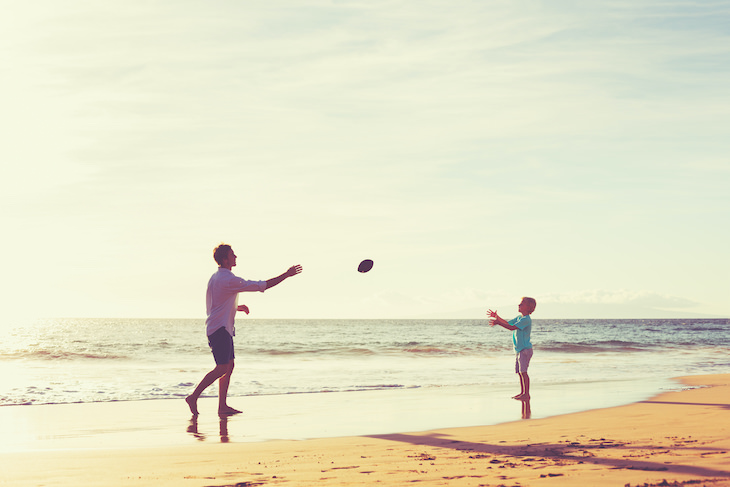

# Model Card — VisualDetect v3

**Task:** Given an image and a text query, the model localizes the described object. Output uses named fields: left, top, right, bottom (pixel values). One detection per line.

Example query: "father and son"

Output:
left=186, top=244, right=536, bottom=416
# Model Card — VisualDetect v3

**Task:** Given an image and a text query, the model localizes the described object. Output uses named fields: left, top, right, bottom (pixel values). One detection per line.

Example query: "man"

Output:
left=186, top=244, right=302, bottom=416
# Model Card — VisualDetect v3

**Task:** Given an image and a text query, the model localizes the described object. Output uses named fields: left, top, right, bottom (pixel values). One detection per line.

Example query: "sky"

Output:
left=1, top=1, right=729, bottom=321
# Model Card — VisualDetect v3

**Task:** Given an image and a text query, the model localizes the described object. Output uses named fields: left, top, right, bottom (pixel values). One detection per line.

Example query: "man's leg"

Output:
left=186, top=364, right=230, bottom=415
left=218, top=360, right=242, bottom=415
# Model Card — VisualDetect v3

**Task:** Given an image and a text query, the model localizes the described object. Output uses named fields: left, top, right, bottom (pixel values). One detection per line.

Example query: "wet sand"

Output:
left=2, top=374, right=729, bottom=486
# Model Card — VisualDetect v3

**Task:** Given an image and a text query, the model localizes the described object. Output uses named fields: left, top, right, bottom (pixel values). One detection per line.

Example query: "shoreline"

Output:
left=1, top=376, right=679, bottom=452
left=2, top=374, right=729, bottom=486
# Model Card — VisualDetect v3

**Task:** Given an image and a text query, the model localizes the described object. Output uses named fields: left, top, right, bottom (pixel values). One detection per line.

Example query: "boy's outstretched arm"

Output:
left=265, top=265, right=303, bottom=290
left=487, top=309, right=517, bottom=330
left=487, top=309, right=506, bottom=325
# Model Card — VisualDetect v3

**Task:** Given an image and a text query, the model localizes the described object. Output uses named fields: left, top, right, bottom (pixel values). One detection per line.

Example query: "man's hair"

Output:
left=213, top=244, right=232, bottom=266
left=522, top=297, right=537, bottom=314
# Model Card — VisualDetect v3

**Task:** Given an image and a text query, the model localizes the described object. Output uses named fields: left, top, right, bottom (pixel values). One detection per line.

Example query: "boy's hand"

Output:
left=237, top=304, right=250, bottom=314
left=487, top=309, right=499, bottom=326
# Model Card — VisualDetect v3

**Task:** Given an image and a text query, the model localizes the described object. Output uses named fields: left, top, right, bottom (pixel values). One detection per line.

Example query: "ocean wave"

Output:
left=251, top=347, right=378, bottom=357
left=689, top=326, right=726, bottom=332
left=539, top=341, right=651, bottom=353
left=402, top=346, right=463, bottom=355
left=350, top=384, right=406, bottom=390
left=0, top=349, right=128, bottom=361
left=248, top=345, right=500, bottom=357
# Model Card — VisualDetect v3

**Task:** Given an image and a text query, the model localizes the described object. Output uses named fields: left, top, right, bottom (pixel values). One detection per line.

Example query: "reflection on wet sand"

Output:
left=186, top=398, right=532, bottom=444
left=187, top=415, right=230, bottom=443
left=187, top=417, right=205, bottom=441
left=219, top=416, right=230, bottom=443
left=521, top=398, right=531, bottom=419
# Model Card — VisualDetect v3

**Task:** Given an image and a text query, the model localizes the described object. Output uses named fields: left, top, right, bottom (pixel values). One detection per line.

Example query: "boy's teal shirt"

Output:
left=509, top=314, right=532, bottom=353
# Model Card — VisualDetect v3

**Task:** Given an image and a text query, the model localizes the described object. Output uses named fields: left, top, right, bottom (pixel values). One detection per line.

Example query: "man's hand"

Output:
left=286, top=265, right=303, bottom=277
left=237, top=304, right=250, bottom=314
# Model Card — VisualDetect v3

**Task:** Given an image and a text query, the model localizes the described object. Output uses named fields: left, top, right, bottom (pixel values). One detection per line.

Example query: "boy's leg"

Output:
left=519, top=372, right=530, bottom=399
left=512, top=354, right=521, bottom=398
left=513, top=349, right=532, bottom=400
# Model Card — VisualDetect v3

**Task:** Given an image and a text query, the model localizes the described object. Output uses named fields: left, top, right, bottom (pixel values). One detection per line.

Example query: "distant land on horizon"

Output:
left=415, top=303, right=726, bottom=320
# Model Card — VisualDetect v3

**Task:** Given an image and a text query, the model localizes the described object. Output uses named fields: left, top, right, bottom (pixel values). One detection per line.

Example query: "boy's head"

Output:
left=213, top=244, right=233, bottom=266
left=519, top=297, right=537, bottom=315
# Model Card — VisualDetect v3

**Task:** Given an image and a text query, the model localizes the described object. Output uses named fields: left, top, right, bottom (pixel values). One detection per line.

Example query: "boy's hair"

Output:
left=522, top=297, right=537, bottom=314
left=213, top=244, right=232, bottom=266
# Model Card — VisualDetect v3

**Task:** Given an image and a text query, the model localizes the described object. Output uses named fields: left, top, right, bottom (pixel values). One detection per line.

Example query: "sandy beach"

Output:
left=2, top=374, right=729, bottom=486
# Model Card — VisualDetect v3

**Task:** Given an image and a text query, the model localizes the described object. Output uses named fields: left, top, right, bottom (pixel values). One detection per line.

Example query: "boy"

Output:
left=186, top=244, right=302, bottom=416
left=488, top=297, right=537, bottom=400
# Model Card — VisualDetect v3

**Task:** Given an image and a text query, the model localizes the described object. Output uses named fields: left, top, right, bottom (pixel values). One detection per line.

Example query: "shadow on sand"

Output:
left=366, top=398, right=730, bottom=481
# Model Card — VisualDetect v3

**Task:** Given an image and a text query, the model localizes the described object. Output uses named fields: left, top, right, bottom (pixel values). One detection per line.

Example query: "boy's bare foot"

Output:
left=218, top=405, right=242, bottom=416
left=186, top=395, right=199, bottom=416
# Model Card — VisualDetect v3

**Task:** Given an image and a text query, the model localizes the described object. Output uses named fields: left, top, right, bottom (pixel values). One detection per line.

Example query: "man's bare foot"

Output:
left=218, top=405, right=242, bottom=416
left=512, top=393, right=530, bottom=401
left=186, top=395, right=199, bottom=416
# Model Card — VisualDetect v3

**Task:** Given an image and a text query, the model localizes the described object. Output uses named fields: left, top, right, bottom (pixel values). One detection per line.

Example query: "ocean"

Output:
left=2, top=318, right=728, bottom=408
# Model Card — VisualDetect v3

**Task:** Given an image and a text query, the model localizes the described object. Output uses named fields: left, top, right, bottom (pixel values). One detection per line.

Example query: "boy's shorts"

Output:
left=515, top=348, right=533, bottom=373
left=208, top=327, right=235, bottom=365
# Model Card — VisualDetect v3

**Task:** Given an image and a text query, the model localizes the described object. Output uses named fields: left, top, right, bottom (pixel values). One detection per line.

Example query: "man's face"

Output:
left=224, top=249, right=237, bottom=268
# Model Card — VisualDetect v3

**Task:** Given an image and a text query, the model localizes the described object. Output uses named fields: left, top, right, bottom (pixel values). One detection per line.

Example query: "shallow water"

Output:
left=1, top=318, right=728, bottom=407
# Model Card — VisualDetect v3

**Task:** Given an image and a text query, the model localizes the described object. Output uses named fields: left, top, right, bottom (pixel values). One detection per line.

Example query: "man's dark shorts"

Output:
left=208, top=327, right=235, bottom=365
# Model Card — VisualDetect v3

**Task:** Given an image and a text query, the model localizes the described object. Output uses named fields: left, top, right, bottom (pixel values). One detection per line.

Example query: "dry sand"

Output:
left=2, top=374, right=728, bottom=486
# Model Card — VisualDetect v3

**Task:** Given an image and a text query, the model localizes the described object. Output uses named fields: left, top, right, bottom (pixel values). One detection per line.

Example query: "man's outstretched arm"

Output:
left=265, top=265, right=303, bottom=290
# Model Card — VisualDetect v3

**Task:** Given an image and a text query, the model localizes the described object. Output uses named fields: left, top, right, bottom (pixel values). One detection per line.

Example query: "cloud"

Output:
left=2, top=1, right=728, bottom=321
left=540, top=289, right=700, bottom=309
